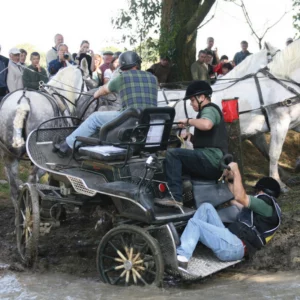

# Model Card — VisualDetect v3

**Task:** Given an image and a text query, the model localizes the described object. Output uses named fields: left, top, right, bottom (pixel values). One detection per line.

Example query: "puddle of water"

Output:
left=1, top=269, right=300, bottom=300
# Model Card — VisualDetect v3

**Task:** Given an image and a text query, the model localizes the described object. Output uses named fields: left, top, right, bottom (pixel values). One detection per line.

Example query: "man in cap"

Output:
left=177, top=163, right=281, bottom=269
left=286, top=38, right=293, bottom=47
left=0, top=45, right=9, bottom=99
left=54, top=51, right=158, bottom=156
left=155, top=80, right=228, bottom=206
left=147, top=56, right=172, bottom=84
left=100, top=51, right=114, bottom=83
left=7, top=48, right=24, bottom=92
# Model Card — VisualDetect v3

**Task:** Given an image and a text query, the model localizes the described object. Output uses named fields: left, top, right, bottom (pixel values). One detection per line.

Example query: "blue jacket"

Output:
left=48, top=58, right=76, bottom=75
left=0, top=55, right=9, bottom=88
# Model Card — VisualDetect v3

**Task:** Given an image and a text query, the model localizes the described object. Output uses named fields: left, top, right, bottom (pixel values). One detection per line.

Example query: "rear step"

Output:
left=178, top=245, right=242, bottom=280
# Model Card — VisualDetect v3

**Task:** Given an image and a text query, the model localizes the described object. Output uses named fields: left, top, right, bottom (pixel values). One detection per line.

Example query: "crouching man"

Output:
left=177, top=162, right=281, bottom=269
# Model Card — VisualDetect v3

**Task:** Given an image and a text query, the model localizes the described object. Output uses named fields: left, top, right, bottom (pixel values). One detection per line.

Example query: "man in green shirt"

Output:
left=191, top=50, right=210, bottom=83
left=155, top=81, right=228, bottom=206
left=22, top=52, right=48, bottom=90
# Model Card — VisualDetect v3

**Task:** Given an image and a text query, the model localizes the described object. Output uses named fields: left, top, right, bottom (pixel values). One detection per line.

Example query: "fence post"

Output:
left=221, top=98, right=244, bottom=178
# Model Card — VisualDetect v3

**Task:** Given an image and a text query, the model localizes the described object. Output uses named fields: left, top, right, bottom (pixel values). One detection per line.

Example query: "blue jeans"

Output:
left=177, top=203, right=244, bottom=261
left=165, top=148, right=221, bottom=202
left=66, top=111, right=120, bottom=148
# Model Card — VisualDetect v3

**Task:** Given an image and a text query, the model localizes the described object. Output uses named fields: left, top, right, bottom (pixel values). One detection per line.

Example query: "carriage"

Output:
left=16, top=105, right=242, bottom=287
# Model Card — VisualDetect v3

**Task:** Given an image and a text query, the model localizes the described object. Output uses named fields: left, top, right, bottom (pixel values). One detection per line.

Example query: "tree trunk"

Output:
left=159, top=0, right=216, bottom=82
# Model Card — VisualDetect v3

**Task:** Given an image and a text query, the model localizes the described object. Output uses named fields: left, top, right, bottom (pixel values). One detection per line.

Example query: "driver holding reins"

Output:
left=155, top=81, right=228, bottom=206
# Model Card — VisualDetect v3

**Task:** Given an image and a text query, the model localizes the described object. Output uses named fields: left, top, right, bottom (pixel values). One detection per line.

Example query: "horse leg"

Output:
left=268, top=117, right=290, bottom=192
left=248, top=133, right=270, bottom=160
left=248, top=133, right=289, bottom=180
left=3, top=156, right=20, bottom=211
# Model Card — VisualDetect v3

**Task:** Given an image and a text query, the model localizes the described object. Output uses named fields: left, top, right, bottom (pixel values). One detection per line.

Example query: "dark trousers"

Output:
left=165, top=148, right=222, bottom=202
left=0, top=87, right=7, bottom=102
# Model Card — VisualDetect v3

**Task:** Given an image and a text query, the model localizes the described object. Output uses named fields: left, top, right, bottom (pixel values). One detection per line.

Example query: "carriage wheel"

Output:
left=97, top=225, right=164, bottom=287
left=16, top=183, right=40, bottom=267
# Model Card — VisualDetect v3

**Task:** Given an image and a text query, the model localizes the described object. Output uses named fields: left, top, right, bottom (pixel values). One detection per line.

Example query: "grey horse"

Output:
left=0, top=64, right=119, bottom=210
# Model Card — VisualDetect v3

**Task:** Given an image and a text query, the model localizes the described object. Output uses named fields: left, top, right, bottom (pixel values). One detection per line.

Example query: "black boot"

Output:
left=53, top=140, right=71, bottom=157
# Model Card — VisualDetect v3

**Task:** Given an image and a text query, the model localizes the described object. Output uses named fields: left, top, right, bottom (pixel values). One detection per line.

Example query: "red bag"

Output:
left=222, top=98, right=239, bottom=123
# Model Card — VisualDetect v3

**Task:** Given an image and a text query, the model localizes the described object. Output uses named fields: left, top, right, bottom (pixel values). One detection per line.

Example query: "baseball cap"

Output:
left=286, top=38, right=293, bottom=43
left=9, top=48, right=21, bottom=55
left=103, top=51, right=114, bottom=56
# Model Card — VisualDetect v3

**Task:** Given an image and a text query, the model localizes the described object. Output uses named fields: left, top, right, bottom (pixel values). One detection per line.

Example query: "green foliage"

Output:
left=99, top=46, right=124, bottom=54
left=293, top=0, right=300, bottom=37
left=16, top=43, right=46, bottom=68
left=133, top=38, right=159, bottom=69
left=112, top=0, right=161, bottom=61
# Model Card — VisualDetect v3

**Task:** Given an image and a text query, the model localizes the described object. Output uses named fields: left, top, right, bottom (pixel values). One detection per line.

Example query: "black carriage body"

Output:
left=24, top=106, right=241, bottom=285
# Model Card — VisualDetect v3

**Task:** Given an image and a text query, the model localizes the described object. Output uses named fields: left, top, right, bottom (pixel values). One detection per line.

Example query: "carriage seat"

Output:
left=78, top=106, right=175, bottom=161
left=192, top=179, right=234, bottom=208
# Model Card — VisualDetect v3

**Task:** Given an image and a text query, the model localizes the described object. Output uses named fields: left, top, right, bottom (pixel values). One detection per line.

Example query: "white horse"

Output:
left=174, top=41, right=300, bottom=190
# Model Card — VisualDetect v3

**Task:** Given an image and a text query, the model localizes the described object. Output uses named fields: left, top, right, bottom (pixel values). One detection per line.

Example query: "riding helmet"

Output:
left=183, top=80, right=213, bottom=100
left=254, top=177, right=281, bottom=198
left=119, top=51, right=142, bottom=71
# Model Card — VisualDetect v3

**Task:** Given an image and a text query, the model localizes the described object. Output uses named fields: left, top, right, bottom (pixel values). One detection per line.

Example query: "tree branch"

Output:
left=261, top=10, right=290, bottom=39
left=197, top=0, right=218, bottom=29
left=240, top=0, right=260, bottom=41
left=186, top=0, right=216, bottom=34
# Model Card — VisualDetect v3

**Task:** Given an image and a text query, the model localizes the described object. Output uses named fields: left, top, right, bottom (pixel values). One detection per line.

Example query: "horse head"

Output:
left=47, top=65, right=85, bottom=114
left=80, top=58, right=99, bottom=90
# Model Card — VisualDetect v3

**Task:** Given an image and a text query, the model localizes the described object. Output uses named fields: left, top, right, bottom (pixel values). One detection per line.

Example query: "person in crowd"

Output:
left=286, top=38, right=293, bottom=47
left=217, top=62, right=233, bottom=79
left=205, top=50, right=214, bottom=77
left=0, top=45, right=9, bottom=99
left=213, top=55, right=229, bottom=75
left=154, top=81, right=228, bottom=206
left=53, top=51, right=157, bottom=157
left=92, top=54, right=103, bottom=86
left=48, top=44, right=76, bottom=76
left=7, top=48, right=24, bottom=92
left=19, top=49, right=27, bottom=66
left=204, top=37, right=219, bottom=65
left=191, top=50, right=210, bottom=83
left=46, top=33, right=64, bottom=67
left=233, top=41, right=252, bottom=66
left=100, top=51, right=114, bottom=83
left=74, top=40, right=95, bottom=76
left=176, top=162, right=281, bottom=269
left=22, top=52, right=48, bottom=90
left=103, top=54, right=120, bottom=84
left=147, top=56, right=172, bottom=84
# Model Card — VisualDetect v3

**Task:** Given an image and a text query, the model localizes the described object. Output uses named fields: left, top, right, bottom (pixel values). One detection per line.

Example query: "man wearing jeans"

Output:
left=177, top=163, right=281, bottom=270
left=155, top=81, right=228, bottom=206
left=54, top=51, right=157, bottom=156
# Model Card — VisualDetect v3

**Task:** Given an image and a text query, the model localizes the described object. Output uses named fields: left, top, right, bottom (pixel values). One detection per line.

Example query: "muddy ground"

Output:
left=0, top=132, right=300, bottom=279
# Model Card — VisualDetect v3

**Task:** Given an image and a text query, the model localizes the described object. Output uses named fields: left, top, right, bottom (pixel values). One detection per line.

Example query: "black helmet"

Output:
left=183, top=81, right=212, bottom=100
left=254, top=177, right=281, bottom=198
left=119, top=51, right=141, bottom=70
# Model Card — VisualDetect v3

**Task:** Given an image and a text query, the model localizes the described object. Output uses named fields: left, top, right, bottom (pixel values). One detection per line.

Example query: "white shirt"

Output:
left=7, top=60, right=24, bottom=92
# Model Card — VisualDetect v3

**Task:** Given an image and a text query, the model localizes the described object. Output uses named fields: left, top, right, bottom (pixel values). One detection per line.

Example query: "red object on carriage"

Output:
left=221, top=97, right=239, bottom=123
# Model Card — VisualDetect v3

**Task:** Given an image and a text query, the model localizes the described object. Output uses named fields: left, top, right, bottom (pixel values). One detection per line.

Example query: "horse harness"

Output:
left=252, top=67, right=300, bottom=130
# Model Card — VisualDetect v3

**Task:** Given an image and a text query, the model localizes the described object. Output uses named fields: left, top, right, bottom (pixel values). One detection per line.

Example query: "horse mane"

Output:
left=268, top=39, right=300, bottom=79
left=48, top=65, right=79, bottom=90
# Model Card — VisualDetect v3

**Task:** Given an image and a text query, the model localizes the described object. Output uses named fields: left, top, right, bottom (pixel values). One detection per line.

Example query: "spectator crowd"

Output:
left=0, top=34, right=295, bottom=100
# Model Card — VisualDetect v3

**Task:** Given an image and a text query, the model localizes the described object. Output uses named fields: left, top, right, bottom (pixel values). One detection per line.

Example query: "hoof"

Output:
left=286, top=176, right=300, bottom=187
left=280, top=185, right=290, bottom=193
